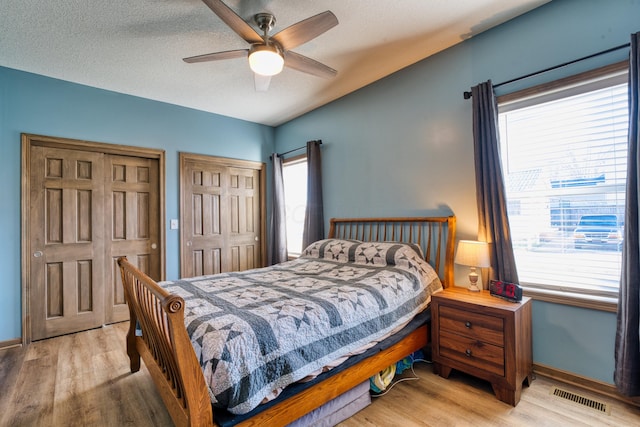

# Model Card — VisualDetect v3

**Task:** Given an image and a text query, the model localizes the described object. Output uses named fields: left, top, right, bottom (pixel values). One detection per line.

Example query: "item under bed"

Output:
left=287, top=380, right=371, bottom=427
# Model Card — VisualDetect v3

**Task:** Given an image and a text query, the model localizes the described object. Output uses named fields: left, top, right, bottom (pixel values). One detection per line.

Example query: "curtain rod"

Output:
left=270, top=140, right=322, bottom=160
left=463, top=42, right=631, bottom=99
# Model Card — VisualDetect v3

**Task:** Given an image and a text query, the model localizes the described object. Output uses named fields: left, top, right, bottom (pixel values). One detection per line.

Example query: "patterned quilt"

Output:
left=159, top=239, right=443, bottom=414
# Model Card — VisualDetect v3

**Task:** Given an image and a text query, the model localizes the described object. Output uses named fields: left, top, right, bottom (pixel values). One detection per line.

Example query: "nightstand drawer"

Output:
left=439, top=305, right=504, bottom=346
left=439, top=330, right=505, bottom=376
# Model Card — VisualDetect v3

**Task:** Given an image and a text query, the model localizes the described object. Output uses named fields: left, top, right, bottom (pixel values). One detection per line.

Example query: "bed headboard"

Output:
left=328, top=216, right=456, bottom=288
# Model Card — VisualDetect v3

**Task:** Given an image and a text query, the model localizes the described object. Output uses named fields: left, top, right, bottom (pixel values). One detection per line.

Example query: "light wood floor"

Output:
left=1, top=322, right=639, bottom=427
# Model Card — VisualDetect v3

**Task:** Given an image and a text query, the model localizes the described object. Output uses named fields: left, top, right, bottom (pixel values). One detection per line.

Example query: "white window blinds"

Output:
left=498, top=73, right=628, bottom=296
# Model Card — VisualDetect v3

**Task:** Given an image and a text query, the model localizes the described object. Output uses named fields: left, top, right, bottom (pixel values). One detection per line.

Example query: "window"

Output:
left=282, top=156, right=307, bottom=257
left=497, top=62, right=628, bottom=301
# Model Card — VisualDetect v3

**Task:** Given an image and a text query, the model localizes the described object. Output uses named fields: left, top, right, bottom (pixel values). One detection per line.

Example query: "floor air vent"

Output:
left=550, top=386, right=610, bottom=414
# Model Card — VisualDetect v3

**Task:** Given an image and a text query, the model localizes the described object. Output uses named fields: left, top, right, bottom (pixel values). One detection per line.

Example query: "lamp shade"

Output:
left=248, top=44, right=284, bottom=76
left=454, top=240, right=490, bottom=268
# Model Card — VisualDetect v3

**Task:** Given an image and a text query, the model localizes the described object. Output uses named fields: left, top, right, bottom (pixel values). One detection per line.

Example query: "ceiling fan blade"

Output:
left=254, top=73, right=271, bottom=92
left=183, top=49, right=248, bottom=63
left=284, top=51, right=337, bottom=79
left=271, top=11, right=338, bottom=51
left=201, top=0, right=263, bottom=44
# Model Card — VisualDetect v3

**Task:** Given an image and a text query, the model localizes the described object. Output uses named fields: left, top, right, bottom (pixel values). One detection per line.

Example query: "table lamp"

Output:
left=455, top=240, right=490, bottom=292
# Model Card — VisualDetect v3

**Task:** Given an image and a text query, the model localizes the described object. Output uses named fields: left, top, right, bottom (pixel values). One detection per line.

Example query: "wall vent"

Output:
left=550, top=386, right=611, bottom=414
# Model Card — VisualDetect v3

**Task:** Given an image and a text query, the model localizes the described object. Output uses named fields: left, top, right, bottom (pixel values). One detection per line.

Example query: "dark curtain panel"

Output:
left=615, top=32, right=640, bottom=397
left=302, top=140, right=324, bottom=249
left=471, top=81, right=519, bottom=286
left=268, top=153, right=288, bottom=265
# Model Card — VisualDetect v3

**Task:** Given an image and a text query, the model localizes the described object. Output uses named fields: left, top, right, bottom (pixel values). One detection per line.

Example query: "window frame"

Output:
left=497, top=60, right=629, bottom=312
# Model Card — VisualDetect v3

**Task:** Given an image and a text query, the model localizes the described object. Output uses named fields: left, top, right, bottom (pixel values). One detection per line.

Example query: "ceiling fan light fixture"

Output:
left=248, top=44, right=284, bottom=76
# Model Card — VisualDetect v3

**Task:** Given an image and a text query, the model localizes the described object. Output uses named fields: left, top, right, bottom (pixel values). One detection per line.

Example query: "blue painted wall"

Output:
left=0, top=67, right=275, bottom=342
left=275, top=0, right=638, bottom=384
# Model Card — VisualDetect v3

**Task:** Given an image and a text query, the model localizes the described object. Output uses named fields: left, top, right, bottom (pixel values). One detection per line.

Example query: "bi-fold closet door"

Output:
left=179, top=153, right=266, bottom=278
left=24, top=135, right=164, bottom=341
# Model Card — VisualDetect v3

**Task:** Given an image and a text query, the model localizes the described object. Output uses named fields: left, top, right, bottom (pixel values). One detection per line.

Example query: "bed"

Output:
left=118, top=216, right=455, bottom=427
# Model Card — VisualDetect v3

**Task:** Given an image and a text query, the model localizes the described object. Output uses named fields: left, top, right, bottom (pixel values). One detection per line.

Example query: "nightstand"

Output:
left=431, top=287, right=533, bottom=406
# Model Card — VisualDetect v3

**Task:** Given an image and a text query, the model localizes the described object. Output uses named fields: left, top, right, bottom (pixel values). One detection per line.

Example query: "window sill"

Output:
left=523, top=286, right=618, bottom=312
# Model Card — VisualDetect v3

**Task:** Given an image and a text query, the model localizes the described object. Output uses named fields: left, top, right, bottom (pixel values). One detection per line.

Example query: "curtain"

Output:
left=615, top=32, right=640, bottom=397
left=268, top=153, right=288, bottom=265
left=302, top=140, right=324, bottom=249
left=471, top=81, right=519, bottom=286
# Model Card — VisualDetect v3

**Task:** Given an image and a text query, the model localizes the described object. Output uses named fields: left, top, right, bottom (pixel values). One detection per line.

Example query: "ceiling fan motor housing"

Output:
left=254, top=13, right=276, bottom=34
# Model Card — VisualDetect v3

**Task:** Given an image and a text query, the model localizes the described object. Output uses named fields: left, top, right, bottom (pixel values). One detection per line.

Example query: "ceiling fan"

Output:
left=184, top=0, right=339, bottom=91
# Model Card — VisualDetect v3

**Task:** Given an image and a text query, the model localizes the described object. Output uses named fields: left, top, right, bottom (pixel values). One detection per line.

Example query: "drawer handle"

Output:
left=465, top=349, right=472, bottom=357
left=465, top=321, right=472, bottom=329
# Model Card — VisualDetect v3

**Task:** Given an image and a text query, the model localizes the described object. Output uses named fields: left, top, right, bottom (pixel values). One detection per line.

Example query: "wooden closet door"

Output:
left=180, top=154, right=265, bottom=278
left=23, top=134, right=165, bottom=342
left=104, top=155, right=161, bottom=324
left=182, top=159, right=226, bottom=277
left=29, top=146, right=105, bottom=340
left=227, top=166, right=262, bottom=271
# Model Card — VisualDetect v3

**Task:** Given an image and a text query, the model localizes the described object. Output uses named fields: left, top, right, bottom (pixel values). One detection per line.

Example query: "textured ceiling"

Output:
left=0, top=0, right=550, bottom=126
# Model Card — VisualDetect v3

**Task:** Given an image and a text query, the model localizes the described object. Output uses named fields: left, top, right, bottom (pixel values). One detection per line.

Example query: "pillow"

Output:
left=301, top=239, right=441, bottom=290
left=301, top=239, right=425, bottom=266
left=352, top=242, right=440, bottom=291
left=352, top=241, right=424, bottom=267
left=301, top=239, right=360, bottom=262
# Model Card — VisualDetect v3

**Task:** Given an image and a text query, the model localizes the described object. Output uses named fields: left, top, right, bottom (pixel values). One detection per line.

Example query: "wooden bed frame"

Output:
left=118, top=216, right=456, bottom=427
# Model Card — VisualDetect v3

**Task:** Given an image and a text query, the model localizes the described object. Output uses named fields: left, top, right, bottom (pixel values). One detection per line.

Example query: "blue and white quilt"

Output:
left=159, top=239, right=442, bottom=414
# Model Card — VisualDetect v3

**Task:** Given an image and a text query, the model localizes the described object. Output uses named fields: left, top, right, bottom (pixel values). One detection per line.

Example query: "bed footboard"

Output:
left=118, top=257, right=214, bottom=427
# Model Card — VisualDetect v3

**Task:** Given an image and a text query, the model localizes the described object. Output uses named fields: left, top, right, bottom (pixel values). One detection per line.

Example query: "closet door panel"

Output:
left=105, top=155, right=161, bottom=324
left=29, top=147, right=105, bottom=340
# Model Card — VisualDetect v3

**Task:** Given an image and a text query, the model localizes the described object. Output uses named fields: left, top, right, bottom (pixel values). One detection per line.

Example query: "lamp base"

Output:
left=468, top=268, right=481, bottom=292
